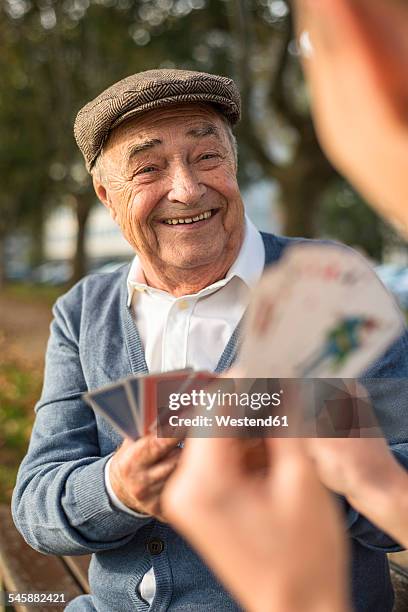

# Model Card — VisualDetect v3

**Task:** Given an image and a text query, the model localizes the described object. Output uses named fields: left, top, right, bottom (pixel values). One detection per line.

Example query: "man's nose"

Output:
left=167, top=164, right=206, bottom=206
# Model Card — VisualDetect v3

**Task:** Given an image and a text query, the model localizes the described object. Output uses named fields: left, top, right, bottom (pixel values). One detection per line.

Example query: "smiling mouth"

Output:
left=161, top=208, right=219, bottom=226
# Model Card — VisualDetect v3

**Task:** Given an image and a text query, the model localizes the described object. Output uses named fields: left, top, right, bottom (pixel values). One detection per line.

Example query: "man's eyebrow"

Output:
left=186, top=124, right=221, bottom=139
left=126, top=138, right=162, bottom=164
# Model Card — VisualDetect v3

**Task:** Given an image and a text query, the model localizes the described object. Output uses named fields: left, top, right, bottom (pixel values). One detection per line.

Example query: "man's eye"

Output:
left=139, top=166, right=157, bottom=174
left=199, top=153, right=219, bottom=161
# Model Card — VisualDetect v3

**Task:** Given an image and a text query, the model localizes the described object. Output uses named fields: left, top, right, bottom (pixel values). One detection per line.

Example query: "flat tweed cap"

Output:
left=74, top=69, right=241, bottom=172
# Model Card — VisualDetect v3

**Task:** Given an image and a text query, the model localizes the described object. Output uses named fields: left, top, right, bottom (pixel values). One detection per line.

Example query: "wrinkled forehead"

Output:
left=104, top=103, right=230, bottom=154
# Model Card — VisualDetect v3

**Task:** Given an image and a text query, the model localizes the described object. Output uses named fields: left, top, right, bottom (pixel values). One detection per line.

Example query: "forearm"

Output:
left=12, top=397, right=154, bottom=556
left=251, top=599, right=349, bottom=612
left=249, top=584, right=350, bottom=612
left=12, top=451, right=152, bottom=556
left=346, top=451, right=408, bottom=549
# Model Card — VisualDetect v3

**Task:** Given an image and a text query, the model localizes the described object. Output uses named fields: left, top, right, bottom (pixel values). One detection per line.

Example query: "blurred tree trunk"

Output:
left=0, top=233, right=6, bottom=288
left=280, top=172, right=326, bottom=237
left=229, top=0, right=337, bottom=237
left=279, top=123, right=338, bottom=237
left=28, top=204, right=45, bottom=268
left=0, top=198, right=18, bottom=288
left=71, top=193, right=93, bottom=285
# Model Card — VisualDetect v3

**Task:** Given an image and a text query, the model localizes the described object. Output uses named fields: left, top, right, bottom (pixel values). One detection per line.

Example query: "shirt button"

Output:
left=146, top=538, right=165, bottom=555
left=177, top=300, right=189, bottom=310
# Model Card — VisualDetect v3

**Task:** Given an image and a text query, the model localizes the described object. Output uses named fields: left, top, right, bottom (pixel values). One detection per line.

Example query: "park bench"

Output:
left=389, top=554, right=408, bottom=612
left=0, top=506, right=90, bottom=611
left=0, top=503, right=408, bottom=611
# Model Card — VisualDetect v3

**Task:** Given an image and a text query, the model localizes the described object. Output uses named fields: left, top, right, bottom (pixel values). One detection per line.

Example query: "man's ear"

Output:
left=92, top=175, right=117, bottom=221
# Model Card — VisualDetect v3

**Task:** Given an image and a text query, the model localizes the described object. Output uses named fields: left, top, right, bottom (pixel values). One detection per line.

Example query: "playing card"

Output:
left=156, top=370, right=219, bottom=437
left=238, top=243, right=405, bottom=378
left=124, top=376, right=143, bottom=434
left=83, top=380, right=140, bottom=440
left=139, top=369, right=194, bottom=435
left=176, top=370, right=219, bottom=399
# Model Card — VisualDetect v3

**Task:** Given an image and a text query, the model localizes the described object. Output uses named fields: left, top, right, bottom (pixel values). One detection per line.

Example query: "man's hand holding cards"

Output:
left=84, top=369, right=212, bottom=519
left=108, top=435, right=182, bottom=520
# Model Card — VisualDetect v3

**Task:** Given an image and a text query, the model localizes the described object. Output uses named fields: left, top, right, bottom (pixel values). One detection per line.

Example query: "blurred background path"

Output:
left=0, top=290, right=52, bottom=369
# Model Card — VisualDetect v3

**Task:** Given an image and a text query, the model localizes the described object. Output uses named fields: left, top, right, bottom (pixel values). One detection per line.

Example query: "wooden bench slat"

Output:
left=0, top=507, right=85, bottom=612
left=389, top=550, right=408, bottom=570
left=390, top=561, right=408, bottom=612
left=62, top=556, right=91, bottom=593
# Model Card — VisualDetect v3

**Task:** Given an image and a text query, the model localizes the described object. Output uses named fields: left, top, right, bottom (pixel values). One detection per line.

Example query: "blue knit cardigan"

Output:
left=12, top=232, right=408, bottom=612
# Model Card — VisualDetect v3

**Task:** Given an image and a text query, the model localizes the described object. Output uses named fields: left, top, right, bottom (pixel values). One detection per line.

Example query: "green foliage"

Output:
left=0, top=362, right=40, bottom=502
left=4, top=281, right=63, bottom=305
left=0, top=282, right=64, bottom=501
left=0, top=0, right=401, bottom=268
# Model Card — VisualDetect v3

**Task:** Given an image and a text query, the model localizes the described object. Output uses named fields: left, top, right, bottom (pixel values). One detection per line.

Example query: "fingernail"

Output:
left=298, top=30, right=315, bottom=59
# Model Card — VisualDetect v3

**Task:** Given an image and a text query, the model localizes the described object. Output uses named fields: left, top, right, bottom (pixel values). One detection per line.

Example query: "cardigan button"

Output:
left=146, top=538, right=165, bottom=555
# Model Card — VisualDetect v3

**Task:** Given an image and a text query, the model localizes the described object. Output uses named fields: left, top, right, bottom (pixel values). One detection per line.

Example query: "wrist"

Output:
left=249, top=580, right=349, bottom=612
left=347, top=455, right=408, bottom=545
left=343, top=445, right=398, bottom=501
left=251, top=595, right=349, bottom=612
left=347, top=451, right=401, bottom=503
left=109, top=455, right=149, bottom=516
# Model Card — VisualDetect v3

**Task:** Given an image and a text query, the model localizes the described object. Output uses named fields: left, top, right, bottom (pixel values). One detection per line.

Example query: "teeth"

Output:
left=164, top=210, right=213, bottom=225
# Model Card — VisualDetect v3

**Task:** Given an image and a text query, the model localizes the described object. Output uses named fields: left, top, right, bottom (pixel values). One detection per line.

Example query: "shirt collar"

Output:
left=127, top=214, right=265, bottom=307
left=226, top=215, right=265, bottom=288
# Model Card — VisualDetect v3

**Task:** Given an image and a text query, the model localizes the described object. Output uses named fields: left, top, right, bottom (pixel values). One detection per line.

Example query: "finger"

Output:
left=136, top=435, right=182, bottom=467
left=137, top=479, right=176, bottom=507
left=134, top=480, right=166, bottom=504
left=265, top=436, right=307, bottom=466
left=295, top=0, right=404, bottom=95
left=264, top=435, right=312, bottom=489
left=352, top=0, right=408, bottom=107
left=294, top=0, right=382, bottom=101
left=294, top=0, right=367, bottom=50
left=145, top=452, right=181, bottom=486
left=293, top=0, right=351, bottom=52
left=179, top=437, right=243, bottom=482
left=130, top=454, right=181, bottom=504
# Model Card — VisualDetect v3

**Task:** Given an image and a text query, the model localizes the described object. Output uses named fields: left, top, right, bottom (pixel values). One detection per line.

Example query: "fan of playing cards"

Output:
left=237, top=243, right=405, bottom=377
left=83, top=243, right=405, bottom=440
left=84, top=368, right=218, bottom=440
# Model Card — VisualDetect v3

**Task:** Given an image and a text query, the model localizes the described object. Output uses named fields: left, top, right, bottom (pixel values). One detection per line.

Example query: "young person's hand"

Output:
left=163, top=436, right=349, bottom=612
left=306, top=436, right=408, bottom=549
left=293, top=0, right=408, bottom=234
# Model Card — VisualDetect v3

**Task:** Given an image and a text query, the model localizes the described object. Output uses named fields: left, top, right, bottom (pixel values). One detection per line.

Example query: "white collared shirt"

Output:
left=105, top=215, right=265, bottom=604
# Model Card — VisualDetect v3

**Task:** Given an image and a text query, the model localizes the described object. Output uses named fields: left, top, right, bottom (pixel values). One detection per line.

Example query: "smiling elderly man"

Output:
left=12, top=69, right=408, bottom=612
